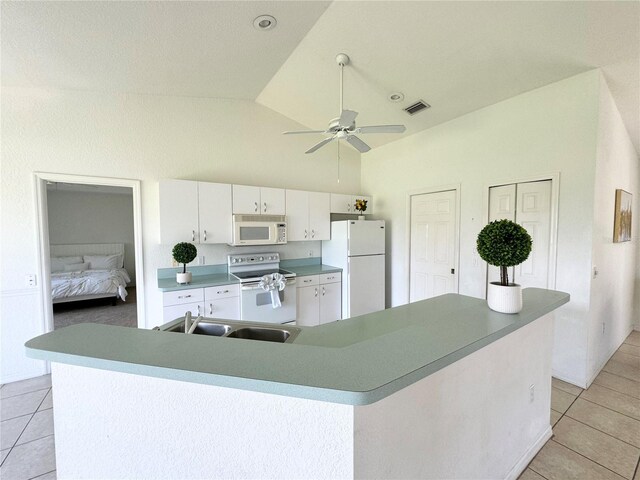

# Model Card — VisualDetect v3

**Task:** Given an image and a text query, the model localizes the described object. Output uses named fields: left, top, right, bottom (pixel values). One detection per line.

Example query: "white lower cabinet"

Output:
left=296, top=273, right=341, bottom=327
left=163, top=284, right=239, bottom=323
left=204, top=285, right=240, bottom=320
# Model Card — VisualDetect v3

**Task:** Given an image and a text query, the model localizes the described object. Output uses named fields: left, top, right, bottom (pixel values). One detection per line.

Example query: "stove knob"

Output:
left=238, top=258, right=243, bottom=263
left=259, top=256, right=264, bottom=261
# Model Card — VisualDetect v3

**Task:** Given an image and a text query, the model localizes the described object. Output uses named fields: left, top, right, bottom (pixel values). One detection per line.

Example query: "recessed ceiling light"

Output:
left=388, top=92, right=404, bottom=102
left=253, top=15, right=277, bottom=31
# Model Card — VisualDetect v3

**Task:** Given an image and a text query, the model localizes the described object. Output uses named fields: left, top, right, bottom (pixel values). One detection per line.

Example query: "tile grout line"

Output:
left=1, top=386, right=51, bottom=402
left=29, top=469, right=56, bottom=480
left=547, top=438, right=632, bottom=480
left=577, top=396, right=640, bottom=423
left=0, top=387, right=52, bottom=469
left=563, top=411, right=640, bottom=450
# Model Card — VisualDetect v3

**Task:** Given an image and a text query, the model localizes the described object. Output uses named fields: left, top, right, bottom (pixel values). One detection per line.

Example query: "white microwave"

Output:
left=230, top=215, right=287, bottom=246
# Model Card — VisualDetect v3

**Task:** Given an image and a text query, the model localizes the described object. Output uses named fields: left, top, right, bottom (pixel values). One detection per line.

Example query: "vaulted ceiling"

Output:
left=2, top=1, right=638, bottom=153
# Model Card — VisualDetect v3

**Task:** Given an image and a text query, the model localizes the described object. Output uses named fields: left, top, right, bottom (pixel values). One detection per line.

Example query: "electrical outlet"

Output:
left=529, top=384, right=535, bottom=403
left=26, top=274, right=37, bottom=287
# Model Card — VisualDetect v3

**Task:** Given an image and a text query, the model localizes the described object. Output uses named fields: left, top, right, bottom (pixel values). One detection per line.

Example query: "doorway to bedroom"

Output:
left=34, top=172, right=146, bottom=336
left=46, top=182, right=138, bottom=329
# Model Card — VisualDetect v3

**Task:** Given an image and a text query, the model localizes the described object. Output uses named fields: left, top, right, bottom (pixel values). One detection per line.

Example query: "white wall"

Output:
left=47, top=189, right=136, bottom=283
left=0, top=87, right=361, bottom=383
left=587, top=74, right=640, bottom=382
left=361, top=71, right=601, bottom=386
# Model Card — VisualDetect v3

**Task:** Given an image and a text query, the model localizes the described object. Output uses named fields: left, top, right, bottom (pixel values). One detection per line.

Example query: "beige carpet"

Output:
left=53, top=287, right=137, bottom=329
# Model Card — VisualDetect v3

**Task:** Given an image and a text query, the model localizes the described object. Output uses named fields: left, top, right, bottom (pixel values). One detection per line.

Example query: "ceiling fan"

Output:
left=283, top=53, right=406, bottom=154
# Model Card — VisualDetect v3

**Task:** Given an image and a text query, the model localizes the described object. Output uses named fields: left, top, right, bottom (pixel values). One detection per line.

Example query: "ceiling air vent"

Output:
left=404, top=100, right=431, bottom=115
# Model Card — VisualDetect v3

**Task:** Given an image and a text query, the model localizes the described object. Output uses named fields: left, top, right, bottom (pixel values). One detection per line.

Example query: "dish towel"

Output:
left=259, top=273, right=286, bottom=308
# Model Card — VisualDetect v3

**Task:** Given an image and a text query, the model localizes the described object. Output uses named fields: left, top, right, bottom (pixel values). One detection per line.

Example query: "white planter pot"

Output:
left=176, top=272, right=192, bottom=284
left=358, top=215, right=366, bottom=220
left=487, top=282, right=522, bottom=314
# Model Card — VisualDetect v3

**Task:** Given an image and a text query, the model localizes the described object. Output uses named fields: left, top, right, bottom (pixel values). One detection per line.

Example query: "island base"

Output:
left=51, top=313, right=553, bottom=479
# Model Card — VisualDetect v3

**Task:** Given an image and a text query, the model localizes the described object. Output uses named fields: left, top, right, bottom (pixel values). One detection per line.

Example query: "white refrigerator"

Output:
left=321, top=220, right=386, bottom=319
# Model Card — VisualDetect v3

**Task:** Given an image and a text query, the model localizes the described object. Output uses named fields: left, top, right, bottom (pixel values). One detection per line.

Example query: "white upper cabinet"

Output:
left=308, top=192, right=330, bottom=240
left=285, top=190, right=330, bottom=242
left=233, top=185, right=285, bottom=215
left=159, top=179, right=199, bottom=244
left=198, top=182, right=232, bottom=244
left=330, top=193, right=373, bottom=215
left=330, top=193, right=353, bottom=214
left=159, top=179, right=232, bottom=245
left=260, top=187, right=286, bottom=215
left=285, top=189, right=309, bottom=241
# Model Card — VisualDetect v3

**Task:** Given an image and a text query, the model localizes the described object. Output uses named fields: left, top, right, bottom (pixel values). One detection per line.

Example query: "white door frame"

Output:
left=34, top=172, right=146, bottom=338
left=405, top=184, right=461, bottom=304
left=483, top=172, right=560, bottom=298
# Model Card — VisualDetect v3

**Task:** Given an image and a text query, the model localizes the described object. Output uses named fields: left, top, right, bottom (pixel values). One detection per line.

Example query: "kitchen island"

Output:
left=26, top=288, right=568, bottom=479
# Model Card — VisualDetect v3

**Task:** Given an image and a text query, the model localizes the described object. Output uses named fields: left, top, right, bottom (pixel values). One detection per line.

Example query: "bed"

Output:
left=50, top=243, right=131, bottom=305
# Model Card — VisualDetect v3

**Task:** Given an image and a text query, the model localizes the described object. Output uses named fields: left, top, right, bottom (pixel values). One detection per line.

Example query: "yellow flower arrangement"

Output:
left=354, top=198, right=368, bottom=214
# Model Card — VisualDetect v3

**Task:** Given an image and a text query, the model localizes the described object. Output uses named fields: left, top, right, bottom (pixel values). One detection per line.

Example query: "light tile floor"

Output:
left=1, top=331, right=638, bottom=480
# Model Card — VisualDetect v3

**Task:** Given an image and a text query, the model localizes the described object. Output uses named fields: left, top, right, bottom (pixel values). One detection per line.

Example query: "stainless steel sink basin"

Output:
left=226, top=327, right=293, bottom=343
left=165, top=322, right=232, bottom=336
left=159, top=318, right=300, bottom=343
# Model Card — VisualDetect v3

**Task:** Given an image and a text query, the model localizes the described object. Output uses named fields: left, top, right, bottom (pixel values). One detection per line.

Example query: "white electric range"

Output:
left=228, top=253, right=297, bottom=324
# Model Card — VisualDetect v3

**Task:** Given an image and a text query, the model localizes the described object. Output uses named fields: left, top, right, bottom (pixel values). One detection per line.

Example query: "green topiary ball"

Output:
left=172, top=242, right=197, bottom=265
left=476, top=219, right=532, bottom=267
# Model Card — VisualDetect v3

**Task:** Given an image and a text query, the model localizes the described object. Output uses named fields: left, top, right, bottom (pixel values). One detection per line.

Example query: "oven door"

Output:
left=239, top=279, right=297, bottom=323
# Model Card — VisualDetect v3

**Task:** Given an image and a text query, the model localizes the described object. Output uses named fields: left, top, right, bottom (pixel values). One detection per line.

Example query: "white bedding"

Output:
left=51, top=268, right=131, bottom=301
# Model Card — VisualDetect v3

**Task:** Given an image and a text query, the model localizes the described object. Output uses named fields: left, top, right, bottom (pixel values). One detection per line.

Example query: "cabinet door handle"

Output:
left=254, top=201, right=258, bottom=213
left=303, top=279, right=313, bottom=283
left=209, top=303, right=213, bottom=315
left=192, top=230, right=195, bottom=241
left=322, top=287, right=326, bottom=296
left=347, top=203, right=351, bottom=212
left=311, top=229, right=315, bottom=238
left=196, top=305, right=201, bottom=316
left=314, top=288, right=318, bottom=297
left=178, top=294, right=192, bottom=299
left=263, top=202, right=267, bottom=213
left=327, top=276, right=334, bottom=280
left=304, top=229, right=308, bottom=239
left=217, top=289, right=229, bottom=294
left=203, top=230, right=207, bottom=242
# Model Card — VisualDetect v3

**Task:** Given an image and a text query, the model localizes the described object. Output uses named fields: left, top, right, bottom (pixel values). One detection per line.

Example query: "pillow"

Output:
left=63, top=262, right=89, bottom=272
left=84, top=254, right=122, bottom=270
left=50, top=256, right=84, bottom=273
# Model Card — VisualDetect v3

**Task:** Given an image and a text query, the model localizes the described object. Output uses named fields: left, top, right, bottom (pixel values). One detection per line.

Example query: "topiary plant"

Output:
left=172, top=242, right=197, bottom=274
left=477, top=219, right=532, bottom=286
left=354, top=198, right=368, bottom=214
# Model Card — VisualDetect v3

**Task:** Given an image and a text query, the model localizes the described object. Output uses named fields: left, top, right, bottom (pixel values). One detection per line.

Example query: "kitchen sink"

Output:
left=159, top=318, right=300, bottom=343
left=226, top=327, right=293, bottom=343
left=164, top=322, right=232, bottom=336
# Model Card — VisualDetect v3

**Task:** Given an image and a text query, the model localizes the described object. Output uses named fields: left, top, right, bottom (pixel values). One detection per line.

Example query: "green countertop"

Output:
left=282, top=264, right=342, bottom=277
left=157, top=273, right=238, bottom=292
left=25, top=288, right=569, bottom=405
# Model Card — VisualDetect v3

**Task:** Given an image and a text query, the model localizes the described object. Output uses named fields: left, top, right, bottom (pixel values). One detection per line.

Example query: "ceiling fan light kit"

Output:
left=283, top=52, right=406, bottom=154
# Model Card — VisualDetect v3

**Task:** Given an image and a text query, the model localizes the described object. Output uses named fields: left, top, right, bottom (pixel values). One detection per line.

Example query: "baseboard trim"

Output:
left=551, top=370, right=587, bottom=389
left=505, top=425, right=552, bottom=480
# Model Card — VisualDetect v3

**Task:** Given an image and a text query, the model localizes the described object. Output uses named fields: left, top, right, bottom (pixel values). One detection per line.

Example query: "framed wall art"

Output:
left=613, top=189, right=632, bottom=243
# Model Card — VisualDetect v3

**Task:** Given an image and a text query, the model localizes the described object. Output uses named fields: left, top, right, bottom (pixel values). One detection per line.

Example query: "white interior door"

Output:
left=409, top=190, right=457, bottom=302
left=487, top=180, right=551, bottom=289
left=487, top=184, right=516, bottom=284
left=515, top=181, right=551, bottom=288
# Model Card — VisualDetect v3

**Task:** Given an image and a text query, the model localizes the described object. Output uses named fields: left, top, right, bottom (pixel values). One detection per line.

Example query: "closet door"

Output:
left=487, top=184, right=516, bottom=285
left=515, top=181, right=551, bottom=288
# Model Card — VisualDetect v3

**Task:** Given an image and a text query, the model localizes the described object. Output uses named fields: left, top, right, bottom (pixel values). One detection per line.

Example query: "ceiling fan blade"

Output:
left=338, top=109, right=358, bottom=127
left=283, top=130, right=326, bottom=135
left=305, top=136, right=336, bottom=154
left=356, top=124, right=406, bottom=134
left=345, top=135, right=371, bottom=153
